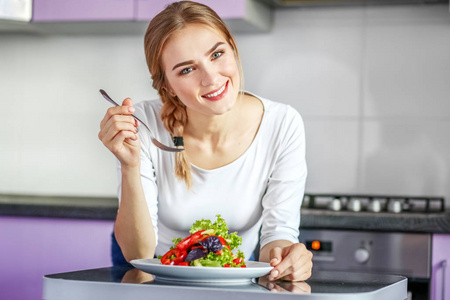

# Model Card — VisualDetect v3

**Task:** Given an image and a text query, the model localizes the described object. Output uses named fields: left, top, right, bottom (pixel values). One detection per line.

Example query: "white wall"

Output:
left=237, top=4, right=450, bottom=203
left=0, top=4, right=449, bottom=206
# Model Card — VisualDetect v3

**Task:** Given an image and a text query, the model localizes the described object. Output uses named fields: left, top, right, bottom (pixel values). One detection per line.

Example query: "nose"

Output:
left=200, top=65, right=218, bottom=87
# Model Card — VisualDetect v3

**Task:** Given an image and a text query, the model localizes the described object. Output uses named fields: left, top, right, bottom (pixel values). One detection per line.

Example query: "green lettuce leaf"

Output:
left=189, top=214, right=242, bottom=251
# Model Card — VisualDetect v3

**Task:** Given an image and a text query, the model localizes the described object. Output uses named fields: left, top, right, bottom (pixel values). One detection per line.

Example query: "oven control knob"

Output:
left=348, top=199, right=362, bottom=212
left=354, top=248, right=370, bottom=264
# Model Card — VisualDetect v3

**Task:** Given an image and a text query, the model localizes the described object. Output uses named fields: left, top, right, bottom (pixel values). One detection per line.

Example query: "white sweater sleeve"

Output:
left=259, top=106, right=307, bottom=249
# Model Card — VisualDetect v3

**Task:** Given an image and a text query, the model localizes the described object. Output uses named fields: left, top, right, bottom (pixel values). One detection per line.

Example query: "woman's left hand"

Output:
left=267, top=243, right=313, bottom=282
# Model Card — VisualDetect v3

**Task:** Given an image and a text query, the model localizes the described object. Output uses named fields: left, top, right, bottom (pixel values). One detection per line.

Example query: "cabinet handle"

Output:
left=442, top=260, right=447, bottom=300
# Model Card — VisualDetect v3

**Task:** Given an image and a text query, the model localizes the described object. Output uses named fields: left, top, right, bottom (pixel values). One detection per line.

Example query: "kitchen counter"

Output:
left=300, top=208, right=450, bottom=234
left=43, top=265, right=407, bottom=300
left=2, top=193, right=450, bottom=233
left=0, top=194, right=117, bottom=220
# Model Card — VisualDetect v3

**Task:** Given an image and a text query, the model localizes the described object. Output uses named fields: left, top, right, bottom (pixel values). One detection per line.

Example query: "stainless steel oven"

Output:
left=299, top=194, right=449, bottom=300
left=300, top=229, right=431, bottom=300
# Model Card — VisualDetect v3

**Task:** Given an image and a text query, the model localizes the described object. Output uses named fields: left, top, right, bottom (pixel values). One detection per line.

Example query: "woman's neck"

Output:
left=184, top=97, right=243, bottom=145
left=182, top=93, right=264, bottom=169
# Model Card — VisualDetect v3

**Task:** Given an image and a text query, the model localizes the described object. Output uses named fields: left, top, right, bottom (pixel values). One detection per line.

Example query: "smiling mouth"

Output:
left=202, top=82, right=228, bottom=99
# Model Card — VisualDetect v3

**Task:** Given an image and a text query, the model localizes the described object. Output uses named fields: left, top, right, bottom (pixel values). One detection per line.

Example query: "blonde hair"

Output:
left=144, top=1, right=243, bottom=188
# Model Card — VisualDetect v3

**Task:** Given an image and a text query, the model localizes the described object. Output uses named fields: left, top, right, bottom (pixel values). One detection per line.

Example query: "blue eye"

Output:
left=212, top=50, right=224, bottom=60
left=180, top=67, right=193, bottom=75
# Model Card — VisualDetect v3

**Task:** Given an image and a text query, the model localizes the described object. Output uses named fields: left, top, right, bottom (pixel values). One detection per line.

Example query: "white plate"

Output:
left=130, top=258, right=273, bottom=284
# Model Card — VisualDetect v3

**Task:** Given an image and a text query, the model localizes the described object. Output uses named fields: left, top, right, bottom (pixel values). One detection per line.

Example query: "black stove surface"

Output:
left=303, top=193, right=445, bottom=213
left=300, top=193, right=450, bottom=233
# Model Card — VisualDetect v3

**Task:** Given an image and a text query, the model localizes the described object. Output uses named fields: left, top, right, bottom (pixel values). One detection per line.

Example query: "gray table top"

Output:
left=43, top=265, right=407, bottom=300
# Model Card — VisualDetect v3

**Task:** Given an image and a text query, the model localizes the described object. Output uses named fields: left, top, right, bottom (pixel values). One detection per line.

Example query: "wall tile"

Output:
left=0, top=115, right=21, bottom=192
left=237, top=6, right=365, bottom=118
left=303, top=118, right=360, bottom=194
left=360, top=118, right=449, bottom=199
left=363, top=5, right=450, bottom=118
left=0, top=35, right=155, bottom=196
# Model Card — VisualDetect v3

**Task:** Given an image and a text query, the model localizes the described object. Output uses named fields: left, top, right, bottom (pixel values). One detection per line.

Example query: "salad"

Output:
left=158, top=215, right=246, bottom=268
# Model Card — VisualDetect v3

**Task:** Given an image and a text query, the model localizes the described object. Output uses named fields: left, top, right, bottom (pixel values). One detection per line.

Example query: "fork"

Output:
left=99, top=89, right=184, bottom=153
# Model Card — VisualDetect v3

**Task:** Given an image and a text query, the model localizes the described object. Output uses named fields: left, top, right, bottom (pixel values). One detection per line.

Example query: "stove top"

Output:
left=302, top=193, right=445, bottom=214
left=300, top=193, right=450, bottom=234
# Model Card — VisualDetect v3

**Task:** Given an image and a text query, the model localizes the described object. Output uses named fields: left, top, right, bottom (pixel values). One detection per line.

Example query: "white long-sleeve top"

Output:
left=117, top=93, right=307, bottom=259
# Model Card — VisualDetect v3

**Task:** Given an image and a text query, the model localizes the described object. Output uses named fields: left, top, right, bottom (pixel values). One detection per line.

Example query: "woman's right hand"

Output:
left=98, top=98, right=141, bottom=168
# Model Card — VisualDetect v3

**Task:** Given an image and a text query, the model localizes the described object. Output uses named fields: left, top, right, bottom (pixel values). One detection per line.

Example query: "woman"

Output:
left=98, top=1, right=312, bottom=282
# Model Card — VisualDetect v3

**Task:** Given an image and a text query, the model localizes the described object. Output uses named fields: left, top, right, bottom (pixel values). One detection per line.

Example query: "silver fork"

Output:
left=99, top=89, right=184, bottom=153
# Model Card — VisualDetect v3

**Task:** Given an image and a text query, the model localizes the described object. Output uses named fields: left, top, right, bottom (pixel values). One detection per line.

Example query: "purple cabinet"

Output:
left=31, top=0, right=271, bottom=32
left=0, top=216, right=114, bottom=300
left=431, top=234, right=449, bottom=300
left=33, top=0, right=135, bottom=22
left=136, top=0, right=247, bottom=21
left=33, top=0, right=252, bottom=22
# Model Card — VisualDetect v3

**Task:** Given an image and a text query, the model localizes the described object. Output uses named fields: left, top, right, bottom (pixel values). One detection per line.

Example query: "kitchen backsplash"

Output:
left=0, top=4, right=449, bottom=207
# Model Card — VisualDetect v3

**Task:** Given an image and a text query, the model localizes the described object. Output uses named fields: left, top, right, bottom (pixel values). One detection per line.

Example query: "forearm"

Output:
left=259, top=240, right=293, bottom=262
left=115, top=165, right=156, bottom=262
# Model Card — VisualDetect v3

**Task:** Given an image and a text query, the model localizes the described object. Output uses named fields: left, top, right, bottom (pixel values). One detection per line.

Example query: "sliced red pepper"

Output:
left=233, top=258, right=243, bottom=265
left=219, top=237, right=231, bottom=250
left=223, top=264, right=231, bottom=267
left=176, top=230, right=205, bottom=251
left=160, top=248, right=187, bottom=265
left=170, top=250, right=187, bottom=265
left=241, top=264, right=247, bottom=268
left=190, top=245, right=204, bottom=250
left=161, top=249, right=176, bottom=265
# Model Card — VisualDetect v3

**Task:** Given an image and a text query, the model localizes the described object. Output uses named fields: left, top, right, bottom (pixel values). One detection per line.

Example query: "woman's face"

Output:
left=161, top=23, right=240, bottom=117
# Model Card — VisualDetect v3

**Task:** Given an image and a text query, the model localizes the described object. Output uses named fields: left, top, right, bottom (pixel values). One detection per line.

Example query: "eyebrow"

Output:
left=171, top=42, right=225, bottom=71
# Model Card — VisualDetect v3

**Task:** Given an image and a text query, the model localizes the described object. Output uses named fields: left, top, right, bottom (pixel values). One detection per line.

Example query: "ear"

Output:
left=162, top=85, right=176, bottom=97
left=169, top=90, right=177, bottom=97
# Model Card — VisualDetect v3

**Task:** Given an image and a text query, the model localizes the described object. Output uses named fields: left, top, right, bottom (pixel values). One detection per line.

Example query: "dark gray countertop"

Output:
left=300, top=208, right=450, bottom=234
left=43, top=265, right=407, bottom=300
left=2, top=194, right=450, bottom=233
left=0, top=194, right=117, bottom=220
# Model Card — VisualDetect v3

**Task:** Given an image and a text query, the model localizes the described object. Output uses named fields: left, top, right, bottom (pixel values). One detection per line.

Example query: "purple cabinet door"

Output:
left=0, top=216, right=113, bottom=300
left=431, top=234, right=449, bottom=300
left=33, top=0, right=135, bottom=22
left=136, top=0, right=246, bottom=21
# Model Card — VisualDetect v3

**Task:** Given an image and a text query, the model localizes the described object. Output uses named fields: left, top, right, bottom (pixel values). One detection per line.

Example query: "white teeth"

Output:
left=205, top=84, right=226, bottom=98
